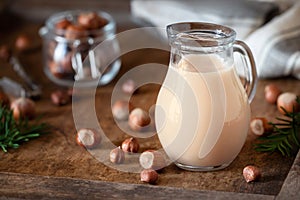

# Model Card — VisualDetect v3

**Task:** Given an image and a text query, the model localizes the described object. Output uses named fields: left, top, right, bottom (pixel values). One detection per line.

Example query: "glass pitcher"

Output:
left=155, top=22, right=257, bottom=171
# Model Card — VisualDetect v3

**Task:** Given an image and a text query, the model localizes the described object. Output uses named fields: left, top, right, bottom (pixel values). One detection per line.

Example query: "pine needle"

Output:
left=0, top=104, right=49, bottom=153
left=254, top=97, right=300, bottom=156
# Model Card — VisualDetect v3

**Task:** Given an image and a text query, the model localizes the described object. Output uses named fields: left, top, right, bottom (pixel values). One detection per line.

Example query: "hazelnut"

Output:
left=15, top=34, right=32, bottom=52
left=48, top=61, right=64, bottom=79
left=55, top=19, right=71, bottom=30
left=122, top=79, right=136, bottom=94
left=76, top=128, right=101, bottom=149
left=277, top=92, right=299, bottom=114
left=78, top=12, right=105, bottom=29
left=10, top=97, right=36, bottom=120
left=51, top=90, right=70, bottom=106
left=0, top=91, right=10, bottom=107
left=140, top=169, right=158, bottom=184
left=65, top=24, right=87, bottom=40
left=264, top=84, right=282, bottom=104
left=49, top=61, right=74, bottom=79
left=243, top=165, right=261, bottom=183
left=250, top=117, right=273, bottom=136
left=0, top=45, right=12, bottom=62
left=110, top=146, right=125, bottom=164
left=121, top=137, right=139, bottom=153
left=112, top=100, right=133, bottom=121
left=139, top=150, right=166, bottom=171
left=128, top=108, right=151, bottom=131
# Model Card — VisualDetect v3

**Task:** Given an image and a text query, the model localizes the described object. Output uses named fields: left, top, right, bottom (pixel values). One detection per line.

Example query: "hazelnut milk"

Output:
left=155, top=54, right=250, bottom=169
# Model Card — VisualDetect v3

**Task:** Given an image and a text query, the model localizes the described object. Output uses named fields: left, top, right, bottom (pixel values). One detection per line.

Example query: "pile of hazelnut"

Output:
left=109, top=138, right=166, bottom=184
left=75, top=132, right=165, bottom=184
left=75, top=79, right=165, bottom=184
left=46, top=12, right=108, bottom=80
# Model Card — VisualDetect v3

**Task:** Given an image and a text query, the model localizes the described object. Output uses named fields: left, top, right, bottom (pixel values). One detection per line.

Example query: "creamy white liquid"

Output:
left=155, top=54, right=250, bottom=167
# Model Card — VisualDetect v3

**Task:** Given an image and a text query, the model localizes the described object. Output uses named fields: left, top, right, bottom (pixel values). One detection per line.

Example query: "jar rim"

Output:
left=43, top=10, right=116, bottom=42
left=167, top=22, right=236, bottom=48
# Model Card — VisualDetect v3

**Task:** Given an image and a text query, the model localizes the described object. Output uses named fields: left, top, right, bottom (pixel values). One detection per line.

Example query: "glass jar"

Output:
left=39, top=10, right=121, bottom=87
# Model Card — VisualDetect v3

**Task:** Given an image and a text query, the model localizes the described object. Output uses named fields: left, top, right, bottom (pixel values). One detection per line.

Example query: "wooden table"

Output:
left=0, top=5, right=299, bottom=200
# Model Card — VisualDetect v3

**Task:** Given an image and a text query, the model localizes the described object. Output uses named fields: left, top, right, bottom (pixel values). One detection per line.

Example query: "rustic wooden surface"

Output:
left=0, top=3, right=299, bottom=199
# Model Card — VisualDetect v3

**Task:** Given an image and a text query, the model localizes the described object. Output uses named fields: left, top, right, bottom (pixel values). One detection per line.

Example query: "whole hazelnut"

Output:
left=78, top=12, right=103, bottom=29
left=264, top=84, right=282, bottom=104
left=50, top=53, right=75, bottom=79
left=128, top=108, right=151, bottom=131
left=48, top=61, right=64, bottom=79
left=121, top=137, right=139, bottom=153
left=122, top=79, right=136, bottom=94
left=243, top=165, right=261, bottom=183
left=110, top=146, right=125, bottom=164
left=277, top=92, right=300, bottom=114
left=10, top=97, right=36, bottom=120
left=55, top=19, right=71, bottom=31
left=140, top=169, right=158, bottom=184
left=139, top=150, right=166, bottom=171
left=0, top=45, right=12, bottom=62
left=112, top=100, right=133, bottom=121
left=15, top=34, right=32, bottom=52
left=51, top=90, right=70, bottom=106
left=250, top=117, right=273, bottom=136
left=65, top=24, right=87, bottom=40
left=76, top=128, right=101, bottom=149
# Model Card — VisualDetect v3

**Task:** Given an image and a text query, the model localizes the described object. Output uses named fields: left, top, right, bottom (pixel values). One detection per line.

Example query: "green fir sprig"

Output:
left=255, top=97, right=300, bottom=156
left=0, top=104, right=48, bottom=153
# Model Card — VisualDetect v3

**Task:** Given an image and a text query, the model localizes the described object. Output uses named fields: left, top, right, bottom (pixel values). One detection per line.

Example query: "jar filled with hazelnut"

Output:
left=39, top=10, right=121, bottom=87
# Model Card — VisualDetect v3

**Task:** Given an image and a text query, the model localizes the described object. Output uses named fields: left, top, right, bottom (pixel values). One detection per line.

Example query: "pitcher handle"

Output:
left=233, top=40, right=258, bottom=103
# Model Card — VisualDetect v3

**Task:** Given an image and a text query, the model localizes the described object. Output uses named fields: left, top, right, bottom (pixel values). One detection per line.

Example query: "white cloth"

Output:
left=131, top=0, right=300, bottom=79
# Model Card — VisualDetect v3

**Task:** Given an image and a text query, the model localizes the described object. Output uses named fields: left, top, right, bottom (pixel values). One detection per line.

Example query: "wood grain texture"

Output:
left=0, top=172, right=275, bottom=200
left=0, top=3, right=299, bottom=199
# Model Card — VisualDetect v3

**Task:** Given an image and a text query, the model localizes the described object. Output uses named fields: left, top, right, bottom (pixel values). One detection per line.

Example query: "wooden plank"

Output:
left=0, top=172, right=275, bottom=200
left=0, top=4, right=299, bottom=199
left=276, top=151, right=300, bottom=200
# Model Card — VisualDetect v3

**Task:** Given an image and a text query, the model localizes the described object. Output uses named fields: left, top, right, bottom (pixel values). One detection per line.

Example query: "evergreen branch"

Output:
left=255, top=96, right=300, bottom=156
left=0, top=104, right=49, bottom=153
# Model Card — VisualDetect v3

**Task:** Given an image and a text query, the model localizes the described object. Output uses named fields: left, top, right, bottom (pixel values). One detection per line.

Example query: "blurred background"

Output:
left=0, top=0, right=299, bottom=79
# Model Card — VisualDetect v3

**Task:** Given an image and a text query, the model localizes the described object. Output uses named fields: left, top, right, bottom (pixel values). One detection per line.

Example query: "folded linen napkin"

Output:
left=131, top=0, right=300, bottom=79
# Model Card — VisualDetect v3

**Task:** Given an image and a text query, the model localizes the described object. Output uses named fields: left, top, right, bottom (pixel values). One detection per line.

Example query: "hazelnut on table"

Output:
left=277, top=92, right=300, bottom=114
left=112, top=100, right=133, bottom=121
left=128, top=108, right=151, bottom=132
left=10, top=97, right=36, bottom=120
left=140, top=169, right=158, bottom=184
left=139, top=150, right=166, bottom=171
left=122, top=79, right=136, bottom=94
left=250, top=117, right=273, bottom=136
left=121, top=137, right=139, bottom=153
left=243, top=165, right=261, bottom=183
left=110, top=146, right=125, bottom=164
left=15, top=34, right=32, bottom=52
left=264, top=84, right=282, bottom=104
left=51, top=89, right=70, bottom=106
left=76, top=128, right=101, bottom=149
